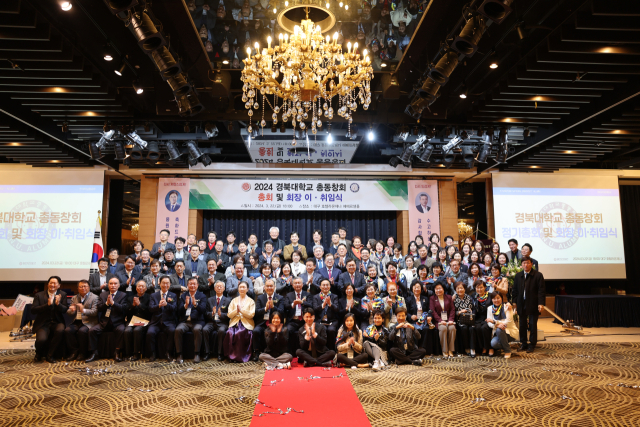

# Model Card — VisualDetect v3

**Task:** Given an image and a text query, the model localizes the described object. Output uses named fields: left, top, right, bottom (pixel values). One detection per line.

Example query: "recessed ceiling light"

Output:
left=61, top=2, right=72, bottom=11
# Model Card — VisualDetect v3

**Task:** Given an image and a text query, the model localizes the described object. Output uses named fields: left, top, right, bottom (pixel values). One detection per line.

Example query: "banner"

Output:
left=407, top=180, right=440, bottom=242
left=155, top=178, right=190, bottom=241
left=189, top=179, right=408, bottom=211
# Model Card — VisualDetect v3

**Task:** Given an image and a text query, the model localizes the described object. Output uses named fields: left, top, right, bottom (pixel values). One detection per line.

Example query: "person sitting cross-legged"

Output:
left=335, top=313, right=369, bottom=368
left=388, top=306, right=426, bottom=366
left=296, top=307, right=336, bottom=367
left=259, top=310, right=293, bottom=370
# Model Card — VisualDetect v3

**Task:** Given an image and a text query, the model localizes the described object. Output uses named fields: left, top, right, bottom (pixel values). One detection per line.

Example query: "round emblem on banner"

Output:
left=4, top=199, right=55, bottom=253
left=350, top=183, right=360, bottom=193
left=242, top=183, right=251, bottom=192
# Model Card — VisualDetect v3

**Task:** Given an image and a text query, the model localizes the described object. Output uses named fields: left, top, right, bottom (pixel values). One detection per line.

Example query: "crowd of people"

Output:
left=190, top=0, right=425, bottom=71
left=31, top=227, right=545, bottom=370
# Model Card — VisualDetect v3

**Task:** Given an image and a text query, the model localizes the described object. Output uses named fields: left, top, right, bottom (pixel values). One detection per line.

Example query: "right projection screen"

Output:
left=492, top=173, right=626, bottom=280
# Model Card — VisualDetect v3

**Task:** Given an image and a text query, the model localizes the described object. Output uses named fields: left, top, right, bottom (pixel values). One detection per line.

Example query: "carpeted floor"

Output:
left=1, top=343, right=639, bottom=426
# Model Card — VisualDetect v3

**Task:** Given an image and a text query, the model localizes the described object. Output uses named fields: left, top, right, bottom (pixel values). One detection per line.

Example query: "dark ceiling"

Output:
left=1, top=0, right=639, bottom=173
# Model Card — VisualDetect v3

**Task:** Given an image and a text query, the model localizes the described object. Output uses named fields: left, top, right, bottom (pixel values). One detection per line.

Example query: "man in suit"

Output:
left=283, top=231, right=308, bottom=262
left=124, top=280, right=152, bottom=361
left=521, top=243, right=539, bottom=271
left=357, top=248, right=375, bottom=276
left=146, top=276, right=178, bottom=362
left=318, top=253, right=341, bottom=295
left=263, top=226, right=286, bottom=257
left=203, top=281, right=231, bottom=361
left=513, top=256, right=545, bottom=353
left=143, top=260, right=163, bottom=293
left=169, top=260, right=189, bottom=297
left=64, top=280, right=98, bottom=361
left=334, top=244, right=351, bottom=273
left=285, top=277, right=313, bottom=355
left=415, top=245, right=435, bottom=271
left=207, top=240, right=229, bottom=274
left=389, top=307, right=425, bottom=365
left=115, top=256, right=143, bottom=294
left=175, top=278, right=208, bottom=363
left=507, top=238, right=522, bottom=263
left=31, top=276, right=69, bottom=363
left=299, top=258, right=322, bottom=295
left=337, top=259, right=367, bottom=297
left=251, top=278, right=285, bottom=360
left=107, top=248, right=125, bottom=275
left=151, top=229, right=176, bottom=261
left=295, top=307, right=336, bottom=367
left=198, top=259, right=227, bottom=298
left=89, top=257, right=115, bottom=295
left=224, top=231, right=239, bottom=257
left=185, top=245, right=208, bottom=279
left=338, top=227, right=352, bottom=251
left=312, top=279, right=340, bottom=350
left=166, top=190, right=181, bottom=212
left=416, top=193, right=430, bottom=213
left=311, top=245, right=326, bottom=270
left=437, top=260, right=469, bottom=296
left=86, top=277, right=129, bottom=362
left=226, top=261, right=254, bottom=298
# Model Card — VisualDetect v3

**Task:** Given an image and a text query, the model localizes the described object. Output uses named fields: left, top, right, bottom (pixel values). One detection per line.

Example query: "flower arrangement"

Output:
left=501, top=259, right=522, bottom=288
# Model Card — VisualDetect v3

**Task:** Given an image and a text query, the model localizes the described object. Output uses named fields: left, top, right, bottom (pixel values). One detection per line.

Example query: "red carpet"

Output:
left=250, top=358, right=371, bottom=427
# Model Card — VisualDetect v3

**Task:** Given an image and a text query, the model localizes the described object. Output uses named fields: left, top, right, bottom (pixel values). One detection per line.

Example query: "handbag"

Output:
left=459, top=312, right=475, bottom=326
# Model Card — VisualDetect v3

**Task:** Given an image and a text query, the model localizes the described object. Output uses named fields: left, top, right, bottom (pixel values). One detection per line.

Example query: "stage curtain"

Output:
left=620, top=185, right=640, bottom=293
left=202, top=210, right=397, bottom=249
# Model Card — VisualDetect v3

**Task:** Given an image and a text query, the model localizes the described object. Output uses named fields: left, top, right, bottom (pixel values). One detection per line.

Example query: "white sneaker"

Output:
left=372, top=361, right=381, bottom=372
left=285, top=362, right=291, bottom=369
left=276, top=363, right=284, bottom=369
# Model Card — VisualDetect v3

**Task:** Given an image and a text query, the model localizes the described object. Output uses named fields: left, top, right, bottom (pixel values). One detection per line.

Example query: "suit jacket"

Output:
left=299, top=271, right=323, bottom=295
left=166, top=202, right=181, bottom=212
left=168, top=273, right=190, bottom=297
left=298, top=322, right=329, bottom=353
left=414, top=257, right=435, bottom=273
left=406, top=294, right=431, bottom=323
left=513, top=269, right=545, bottom=314
left=416, top=204, right=430, bottom=213
left=283, top=244, right=308, bottom=262
left=177, top=291, right=208, bottom=326
left=148, top=291, right=178, bottom=327
left=226, top=274, right=254, bottom=298
left=356, top=259, right=378, bottom=276
left=254, top=292, right=286, bottom=327
left=337, top=297, right=365, bottom=323
left=31, top=290, right=69, bottom=332
left=207, top=251, right=229, bottom=273
left=313, top=257, right=326, bottom=270
left=389, top=323, right=421, bottom=353
left=151, top=242, right=176, bottom=259
left=67, top=292, right=99, bottom=328
left=184, top=257, right=208, bottom=278
left=97, top=291, right=129, bottom=327
left=88, top=271, right=115, bottom=295
left=205, top=295, right=231, bottom=325
left=115, top=267, right=143, bottom=293
left=311, top=293, right=340, bottom=324
left=107, top=262, right=125, bottom=275
left=143, top=273, right=163, bottom=293
left=437, top=272, right=469, bottom=296
left=223, top=243, right=239, bottom=257
left=429, top=294, right=455, bottom=324
left=285, top=290, right=312, bottom=322
left=333, top=255, right=352, bottom=273
left=507, top=250, right=522, bottom=262
left=317, top=266, right=341, bottom=294
left=337, top=271, right=367, bottom=297
left=126, top=293, right=152, bottom=322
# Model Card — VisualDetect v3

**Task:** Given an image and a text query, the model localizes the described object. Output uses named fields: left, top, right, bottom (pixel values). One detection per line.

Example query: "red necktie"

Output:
left=217, top=297, right=220, bottom=306
left=328, top=269, right=332, bottom=279
left=351, top=275, right=354, bottom=284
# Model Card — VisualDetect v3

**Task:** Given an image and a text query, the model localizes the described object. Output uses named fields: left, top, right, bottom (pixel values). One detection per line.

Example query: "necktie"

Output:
left=297, top=293, right=301, bottom=300
left=217, top=297, right=220, bottom=306
left=268, top=295, right=272, bottom=310
left=351, top=275, right=354, bottom=284
left=328, top=269, right=332, bottom=279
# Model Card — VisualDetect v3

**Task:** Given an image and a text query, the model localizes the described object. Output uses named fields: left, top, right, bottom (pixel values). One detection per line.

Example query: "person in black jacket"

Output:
left=473, top=281, right=493, bottom=356
left=285, top=277, right=313, bottom=355
left=124, top=280, right=152, bottom=360
left=86, top=277, right=129, bottom=363
left=337, top=259, right=367, bottom=297
left=337, top=283, right=365, bottom=326
left=207, top=240, right=229, bottom=274
left=312, top=279, right=340, bottom=350
left=259, top=310, right=292, bottom=370
left=363, top=310, right=389, bottom=371
left=203, top=281, right=231, bottom=361
left=31, top=276, right=68, bottom=363
left=389, top=307, right=426, bottom=366
left=145, top=276, right=178, bottom=362
left=115, top=256, right=143, bottom=295
left=296, top=307, right=336, bottom=367
left=252, top=279, right=285, bottom=360
left=88, top=258, right=115, bottom=295
left=513, top=256, right=545, bottom=353
left=175, top=278, right=208, bottom=364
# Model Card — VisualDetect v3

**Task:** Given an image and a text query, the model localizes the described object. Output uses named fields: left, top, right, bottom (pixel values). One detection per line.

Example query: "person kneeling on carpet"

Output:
left=389, top=307, right=426, bottom=366
left=296, top=307, right=336, bottom=367
left=259, top=310, right=292, bottom=370
left=486, top=292, right=518, bottom=359
left=363, top=310, right=390, bottom=371
left=335, top=313, right=369, bottom=368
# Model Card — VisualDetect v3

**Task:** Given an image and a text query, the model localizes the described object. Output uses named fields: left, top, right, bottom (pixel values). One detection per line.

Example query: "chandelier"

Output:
left=131, top=223, right=139, bottom=238
left=458, top=220, right=473, bottom=242
left=241, top=7, right=373, bottom=143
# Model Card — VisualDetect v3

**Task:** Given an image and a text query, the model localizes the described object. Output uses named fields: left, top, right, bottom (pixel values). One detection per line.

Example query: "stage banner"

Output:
left=407, top=180, right=440, bottom=241
left=155, top=178, right=190, bottom=240
left=189, top=179, right=408, bottom=211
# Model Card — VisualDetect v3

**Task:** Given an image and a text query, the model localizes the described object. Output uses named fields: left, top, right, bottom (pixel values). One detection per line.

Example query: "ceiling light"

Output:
left=564, top=150, right=575, bottom=154
left=61, top=1, right=72, bottom=11
left=459, top=83, right=468, bottom=99
left=151, top=47, right=181, bottom=79
left=131, top=12, right=165, bottom=52
left=327, top=133, right=333, bottom=144
left=222, top=59, right=229, bottom=65
left=381, top=61, right=388, bottom=68
left=367, top=130, right=374, bottom=141
left=132, top=79, right=143, bottom=94
left=114, top=63, right=126, bottom=76
left=452, top=16, right=486, bottom=57
left=113, top=141, right=127, bottom=160
left=125, top=131, right=147, bottom=149
left=103, top=44, right=114, bottom=61
left=165, top=140, right=182, bottom=160
left=204, top=122, right=218, bottom=139
left=489, top=61, right=498, bottom=69
left=417, top=143, right=434, bottom=163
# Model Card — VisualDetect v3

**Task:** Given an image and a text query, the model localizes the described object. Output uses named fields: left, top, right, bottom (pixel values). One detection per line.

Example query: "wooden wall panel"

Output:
left=438, top=179, right=458, bottom=243
left=188, top=210, right=203, bottom=239
left=396, top=210, right=409, bottom=249
left=138, top=177, right=158, bottom=247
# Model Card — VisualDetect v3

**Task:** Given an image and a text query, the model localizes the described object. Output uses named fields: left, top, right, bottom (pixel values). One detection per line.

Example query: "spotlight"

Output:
left=367, top=129, right=374, bottom=141
left=477, top=0, right=514, bottom=24
left=103, top=44, right=114, bottom=61
left=476, top=134, right=491, bottom=163
left=389, top=156, right=400, bottom=168
left=399, top=142, right=420, bottom=167
left=495, top=127, right=508, bottom=163
left=184, top=122, right=190, bottom=133
left=428, top=51, right=459, bottom=85
left=61, top=121, right=68, bottom=133
left=143, top=121, right=150, bottom=132
left=132, top=79, right=143, bottom=94
left=113, top=141, right=127, bottom=160
left=147, top=141, right=160, bottom=160
left=452, top=15, right=486, bottom=57
left=167, top=74, right=191, bottom=96
left=114, top=63, right=126, bottom=76
left=61, top=1, right=72, bottom=11
left=187, top=155, right=198, bottom=167
left=489, top=61, right=498, bottom=69
left=442, top=135, right=465, bottom=153
left=327, top=133, right=333, bottom=144
left=165, top=141, right=182, bottom=160
left=523, top=127, right=530, bottom=137
left=417, top=143, right=434, bottom=163
left=204, top=122, right=218, bottom=139
left=442, top=149, right=456, bottom=164
left=130, top=144, right=144, bottom=160
left=131, top=12, right=165, bottom=52
left=125, top=131, right=147, bottom=149
left=396, top=126, right=410, bottom=142
left=185, top=140, right=203, bottom=160
left=88, top=142, right=103, bottom=160
left=461, top=145, right=474, bottom=163
left=200, top=154, right=212, bottom=167
left=97, top=129, right=116, bottom=148
left=151, top=46, right=181, bottom=79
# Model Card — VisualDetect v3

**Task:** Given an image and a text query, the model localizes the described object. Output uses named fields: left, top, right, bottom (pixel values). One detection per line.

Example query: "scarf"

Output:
left=477, top=292, right=489, bottom=304
left=320, top=292, right=331, bottom=303
left=260, top=273, right=271, bottom=283
left=361, top=296, right=383, bottom=310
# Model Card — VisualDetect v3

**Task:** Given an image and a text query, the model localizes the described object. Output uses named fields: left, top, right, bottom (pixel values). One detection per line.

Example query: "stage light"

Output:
left=144, top=121, right=150, bottom=132
left=476, top=134, right=491, bottom=163
left=389, top=156, right=400, bottom=168
left=204, top=122, right=218, bottom=139
left=131, top=11, right=165, bottom=52
left=165, top=140, right=182, bottom=160
left=417, top=143, right=434, bottom=163
left=130, top=144, right=144, bottom=160
left=399, top=143, right=420, bottom=167
left=61, top=1, right=72, bottom=11
left=61, top=121, right=68, bottom=133
left=125, top=131, right=147, bottom=149
left=103, top=44, right=114, bottom=61
left=132, top=79, right=143, bottom=94
left=428, top=51, right=459, bottom=86
left=442, top=149, right=456, bottom=164
left=185, top=140, right=203, bottom=160
left=367, top=130, right=374, bottom=141
left=184, top=122, right=190, bottom=133
left=151, top=47, right=181, bottom=79
left=452, top=15, right=486, bottom=57
left=442, top=136, right=463, bottom=153
left=200, top=154, right=212, bottom=167
left=97, top=129, right=116, bottom=148
left=477, top=0, right=514, bottom=24
left=495, top=127, right=508, bottom=163
left=187, top=155, right=198, bottom=167
left=167, top=74, right=191, bottom=96
left=114, top=63, right=125, bottom=76
left=88, top=142, right=103, bottom=160
left=113, top=141, right=127, bottom=160
left=146, top=141, right=160, bottom=161
left=396, top=126, right=410, bottom=142
left=461, top=145, right=474, bottom=163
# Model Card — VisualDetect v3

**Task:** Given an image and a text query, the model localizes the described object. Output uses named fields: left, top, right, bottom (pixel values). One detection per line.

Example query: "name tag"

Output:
left=186, top=308, right=191, bottom=317
left=126, top=285, right=132, bottom=292
left=76, top=312, right=82, bottom=320
left=295, top=305, right=302, bottom=317
left=215, top=313, right=219, bottom=321
left=264, top=312, right=269, bottom=320
left=441, top=312, right=447, bottom=321
left=105, top=309, right=111, bottom=318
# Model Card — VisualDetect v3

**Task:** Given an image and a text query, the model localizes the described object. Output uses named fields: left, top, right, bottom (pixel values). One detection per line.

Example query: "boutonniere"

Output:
left=167, top=297, right=174, bottom=302
left=273, top=299, right=279, bottom=304
left=302, top=297, right=307, bottom=301
left=221, top=305, right=227, bottom=309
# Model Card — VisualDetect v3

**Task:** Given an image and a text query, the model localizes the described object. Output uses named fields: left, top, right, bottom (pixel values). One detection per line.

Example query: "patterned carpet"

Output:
left=1, top=343, right=639, bottom=426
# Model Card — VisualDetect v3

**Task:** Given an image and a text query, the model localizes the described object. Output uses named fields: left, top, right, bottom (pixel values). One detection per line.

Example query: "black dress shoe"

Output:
left=148, top=353, right=156, bottom=362
left=251, top=353, right=260, bottom=362
left=517, top=344, right=528, bottom=352
left=66, top=352, right=78, bottom=362
left=176, top=354, right=184, bottom=364
left=114, top=351, right=123, bottom=363
left=412, top=359, right=423, bottom=366
left=194, top=354, right=201, bottom=363
left=166, top=353, right=173, bottom=362
left=33, top=355, right=43, bottom=363
left=76, top=354, right=86, bottom=361
left=217, top=355, right=224, bottom=361
left=203, top=354, right=210, bottom=362
left=321, top=361, right=332, bottom=368
left=526, top=346, right=535, bottom=353
left=46, top=355, right=57, bottom=364
left=130, top=353, right=140, bottom=362
left=85, top=352, right=98, bottom=363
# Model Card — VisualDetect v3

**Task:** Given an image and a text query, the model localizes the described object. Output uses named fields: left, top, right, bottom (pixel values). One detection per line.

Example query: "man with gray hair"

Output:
left=263, top=226, right=285, bottom=256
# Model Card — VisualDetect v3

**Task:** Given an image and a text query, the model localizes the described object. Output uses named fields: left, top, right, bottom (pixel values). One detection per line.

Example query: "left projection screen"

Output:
left=0, top=169, right=104, bottom=281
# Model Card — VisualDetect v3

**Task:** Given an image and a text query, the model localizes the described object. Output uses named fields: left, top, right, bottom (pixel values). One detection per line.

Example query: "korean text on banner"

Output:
left=155, top=178, right=190, bottom=241
left=407, top=180, right=440, bottom=241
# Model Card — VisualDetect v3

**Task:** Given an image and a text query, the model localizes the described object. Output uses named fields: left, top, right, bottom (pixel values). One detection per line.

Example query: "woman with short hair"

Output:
left=363, top=310, right=389, bottom=371
left=454, top=281, right=476, bottom=357
left=486, top=292, right=517, bottom=359
left=430, top=282, right=456, bottom=358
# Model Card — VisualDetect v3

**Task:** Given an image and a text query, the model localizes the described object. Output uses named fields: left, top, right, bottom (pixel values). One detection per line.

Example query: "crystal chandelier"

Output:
left=131, top=223, right=139, bottom=238
left=241, top=8, right=373, bottom=143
